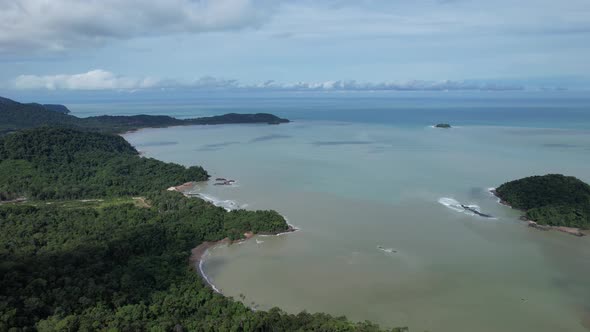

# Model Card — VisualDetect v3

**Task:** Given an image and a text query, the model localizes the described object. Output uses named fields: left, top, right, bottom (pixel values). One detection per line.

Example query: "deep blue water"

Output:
left=12, top=90, right=590, bottom=129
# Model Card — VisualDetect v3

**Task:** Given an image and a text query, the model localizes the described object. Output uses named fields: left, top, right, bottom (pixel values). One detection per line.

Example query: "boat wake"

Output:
left=438, top=197, right=495, bottom=219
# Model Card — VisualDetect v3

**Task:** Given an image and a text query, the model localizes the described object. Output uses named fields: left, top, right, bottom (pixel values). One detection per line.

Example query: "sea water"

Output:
left=110, top=91, right=590, bottom=332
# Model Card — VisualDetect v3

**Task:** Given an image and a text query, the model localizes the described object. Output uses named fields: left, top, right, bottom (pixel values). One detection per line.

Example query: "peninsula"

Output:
left=0, top=96, right=289, bottom=136
left=493, top=174, right=589, bottom=236
left=0, top=100, right=403, bottom=331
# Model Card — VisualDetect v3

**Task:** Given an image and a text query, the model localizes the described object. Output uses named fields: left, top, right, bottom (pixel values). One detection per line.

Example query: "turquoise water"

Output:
left=120, top=93, right=590, bottom=332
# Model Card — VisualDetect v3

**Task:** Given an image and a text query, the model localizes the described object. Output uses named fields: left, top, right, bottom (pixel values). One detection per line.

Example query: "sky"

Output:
left=1, top=0, right=590, bottom=94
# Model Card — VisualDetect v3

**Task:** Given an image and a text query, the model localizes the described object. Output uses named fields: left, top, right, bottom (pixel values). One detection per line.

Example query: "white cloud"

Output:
left=4, top=0, right=589, bottom=55
left=12, top=70, right=523, bottom=91
left=0, top=0, right=275, bottom=53
left=251, top=79, right=522, bottom=91
left=260, top=0, right=590, bottom=40
left=14, top=70, right=159, bottom=90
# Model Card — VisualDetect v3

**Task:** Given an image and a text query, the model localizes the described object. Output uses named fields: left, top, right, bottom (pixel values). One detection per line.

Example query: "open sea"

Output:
left=68, top=91, right=590, bottom=332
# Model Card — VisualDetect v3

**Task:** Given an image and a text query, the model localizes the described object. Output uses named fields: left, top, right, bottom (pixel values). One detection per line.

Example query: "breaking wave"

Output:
left=487, top=187, right=503, bottom=204
left=196, top=193, right=243, bottom=211
left=438, top=197, right=495, bottom=219
left=198, top=252, right=222, bottom=294
left=377, top=245, right=397, bottom=254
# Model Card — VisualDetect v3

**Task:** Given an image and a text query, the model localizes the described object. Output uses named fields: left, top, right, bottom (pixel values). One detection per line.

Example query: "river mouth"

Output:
left=126, top=122, right=590, bottom=332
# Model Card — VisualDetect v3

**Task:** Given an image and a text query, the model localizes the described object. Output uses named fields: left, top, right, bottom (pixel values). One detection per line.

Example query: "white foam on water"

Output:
left=186, top=189, right=201, bottom=196
left=488, top=187, right=503, bottom=204
left=256, top=239, right=264, bottom=244
left=438, top=197, right=465, bottom=212
left=284, top=217, right=300, bottom=232
left=259, top=216, right=301, bottom=237
left=198, top=251, right=222, bottom=294
left=196, top=193, right=243, bottom=211
left=438, top=197, right=495, bottom=219
left=377, top=246, right=397, bottom=254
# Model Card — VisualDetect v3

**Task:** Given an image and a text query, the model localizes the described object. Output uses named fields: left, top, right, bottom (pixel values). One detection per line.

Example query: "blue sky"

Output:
left=1, top=0, right=589, bottom=93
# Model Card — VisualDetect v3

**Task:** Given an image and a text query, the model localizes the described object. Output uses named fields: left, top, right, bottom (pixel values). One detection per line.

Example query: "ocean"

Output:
left=70, top=90, right=590, bottom=332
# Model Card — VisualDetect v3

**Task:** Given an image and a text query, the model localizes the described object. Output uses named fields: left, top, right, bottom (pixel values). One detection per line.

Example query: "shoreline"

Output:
left=167, top=181, right=198, bottom=193
left=489, top=188, right=585, bottom=237
left=189, top=227, right=297, bottom=293
left=169, top=177, right=299, bottom=293
left=189, top=239, right=231, bottom=293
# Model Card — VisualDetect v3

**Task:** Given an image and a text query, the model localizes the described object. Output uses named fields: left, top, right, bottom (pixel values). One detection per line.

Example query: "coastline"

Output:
left=179, top=178, right=299, bottom=292
left=189, top=227, right=297, bottom=293
left=189, top=238, right=232, bottom=293
left=167, top=181, right=198, bottom=193
left=119, top=124, right=187, bottom=137
left=489, top=188, right=585, bottom=237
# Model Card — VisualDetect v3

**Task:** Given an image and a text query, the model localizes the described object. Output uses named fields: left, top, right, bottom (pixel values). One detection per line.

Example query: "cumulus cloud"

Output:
left=14, top=70, right=159, bottom=90
left=0, top=0, right=275, bottom=53
left=12, top=70, right=523, bottom=91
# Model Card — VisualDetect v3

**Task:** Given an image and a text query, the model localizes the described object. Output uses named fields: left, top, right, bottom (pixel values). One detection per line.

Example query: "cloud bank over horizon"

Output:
left=12, top=69, right=526, bottom=92
left=14, top=70, right=159, bottom=90
left=0, top=1, right=589, bottom=86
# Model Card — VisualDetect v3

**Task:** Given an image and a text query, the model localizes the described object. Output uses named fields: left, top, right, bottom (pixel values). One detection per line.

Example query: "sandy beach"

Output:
left=189, top=227, right=297, bottom=292
left=189, top=232, right=256, bottom=292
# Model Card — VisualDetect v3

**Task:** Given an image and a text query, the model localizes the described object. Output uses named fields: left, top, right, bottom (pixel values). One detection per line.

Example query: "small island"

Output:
left=434, top=123, right=452, bottom=128
left=493, top=174, right=589, bottom=236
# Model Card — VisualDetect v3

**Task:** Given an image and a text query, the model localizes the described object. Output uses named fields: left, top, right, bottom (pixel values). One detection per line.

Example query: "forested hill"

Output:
left=495, top=174, right=590, bottom=229
left=0, top=127, right=403, bottom=331
left=0, top=127, right=209, bottom=200
left=0, top=95, right=289, bottom=135
left=41, top=104, right=70, bottom=114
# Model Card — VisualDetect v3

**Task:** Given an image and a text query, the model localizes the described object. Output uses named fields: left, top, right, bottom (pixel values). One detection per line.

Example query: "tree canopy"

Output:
left=495, top=174, right=590, bottom=229
left=0, top=128, right=209, bottom=200
left=0, top=96, right=289, bottom=135
left=0, top=127, right=404, bottom=331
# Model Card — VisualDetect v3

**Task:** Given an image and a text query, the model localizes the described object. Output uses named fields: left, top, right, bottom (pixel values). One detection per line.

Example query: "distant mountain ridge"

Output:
left=0, top=96, right=289, bottom=135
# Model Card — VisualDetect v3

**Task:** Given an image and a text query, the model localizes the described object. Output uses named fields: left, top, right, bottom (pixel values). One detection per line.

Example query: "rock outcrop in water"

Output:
left=460, top=204, right=493, bottom=218
left=435, top=123, right=451, bottom=128
left=438, top=197, right=494, bottom=218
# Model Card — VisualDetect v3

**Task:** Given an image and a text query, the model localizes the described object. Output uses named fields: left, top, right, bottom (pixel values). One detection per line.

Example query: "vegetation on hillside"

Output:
left=42, top=104, right=71, bottom=114
left=495, top=174, right=590, bottom=229
left=0, top=96, right=289, bottom=135
left=0, top=128, right=208, bottom=200
left=0, top=127, right=403, bottom=331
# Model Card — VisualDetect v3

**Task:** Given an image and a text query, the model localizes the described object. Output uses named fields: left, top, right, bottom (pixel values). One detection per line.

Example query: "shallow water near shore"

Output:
left=122, top=95, right=590, bottom=332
